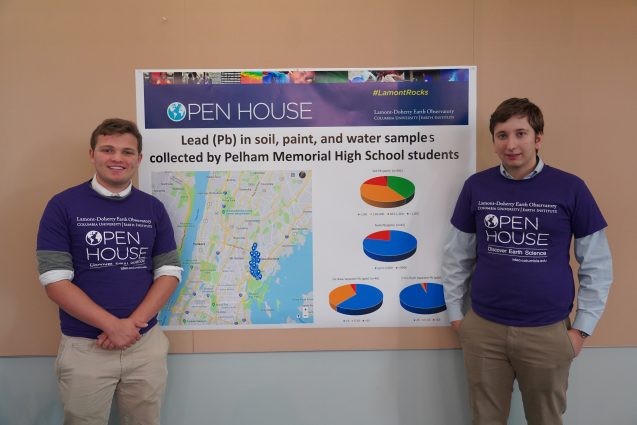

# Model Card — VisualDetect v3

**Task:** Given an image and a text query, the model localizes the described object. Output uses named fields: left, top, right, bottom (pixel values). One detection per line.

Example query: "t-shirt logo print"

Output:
left=85, top=230, right=103, bottom=245
left=484, top=214, right=499, bottom=228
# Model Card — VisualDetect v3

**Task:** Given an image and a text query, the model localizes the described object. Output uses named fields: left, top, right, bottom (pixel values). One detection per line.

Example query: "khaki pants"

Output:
left=458, top=310, right=576, bottom=425
left=55, top=325, right=169, bottom=425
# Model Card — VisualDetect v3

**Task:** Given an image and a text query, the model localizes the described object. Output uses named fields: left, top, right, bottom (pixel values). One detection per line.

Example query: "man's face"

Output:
left=90, top=133, right=142, bottom=193
left=492, top=115, right=542, bottom=179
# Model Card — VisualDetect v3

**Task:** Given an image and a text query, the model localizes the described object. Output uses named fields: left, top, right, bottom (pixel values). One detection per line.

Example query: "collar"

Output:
left=500, top=157, right=544, bottom=180
left=91, top=175, right=133, bottom=198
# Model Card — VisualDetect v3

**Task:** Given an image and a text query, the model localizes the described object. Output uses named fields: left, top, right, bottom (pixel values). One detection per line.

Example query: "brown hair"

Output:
left=90, top=118, right=142, bottom=152
left=489, top=98, right=544, bottom=136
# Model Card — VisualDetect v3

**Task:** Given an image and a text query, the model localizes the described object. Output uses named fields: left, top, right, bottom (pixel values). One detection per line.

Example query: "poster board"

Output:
left=135, top=68, right=475, bottom=342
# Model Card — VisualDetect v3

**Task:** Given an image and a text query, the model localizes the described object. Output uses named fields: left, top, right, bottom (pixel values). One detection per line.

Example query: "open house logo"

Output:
left=167, top=102, right=187, bottom=122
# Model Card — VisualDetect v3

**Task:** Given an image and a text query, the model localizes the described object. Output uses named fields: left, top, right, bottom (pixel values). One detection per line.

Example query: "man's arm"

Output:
left=441, top=224, right=476, bottom=331
left=94, top=250, right=181, bottom=349
left=567, top=229, right=613, bottom=356
left=130, top=275, right=179, bottom=325
left=95, top=275, right=178, bottom=349
left=45, top=280, right=146, bottom=348
left=38, top=249, right=146, bottom=349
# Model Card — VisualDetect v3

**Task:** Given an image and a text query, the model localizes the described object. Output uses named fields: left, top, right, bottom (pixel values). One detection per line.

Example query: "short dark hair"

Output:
left=489, top=98, right=544, bottom=136
left=90, top=118, right=143, bottom=152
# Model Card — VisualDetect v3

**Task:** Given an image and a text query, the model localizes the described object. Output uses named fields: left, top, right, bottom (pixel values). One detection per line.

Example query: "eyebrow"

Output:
left=496, top=128, right=528, bottom=134
left=97, top=145, right=138, bottom=152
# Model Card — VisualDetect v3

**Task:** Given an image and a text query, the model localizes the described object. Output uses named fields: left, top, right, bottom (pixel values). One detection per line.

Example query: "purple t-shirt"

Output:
left=451, top=165, right=607, bottom=326
left=37, top=181, right=178, bottom=338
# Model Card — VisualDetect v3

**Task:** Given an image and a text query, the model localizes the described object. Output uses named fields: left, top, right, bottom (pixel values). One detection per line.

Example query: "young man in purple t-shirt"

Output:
left=36, top=118, right=182, bottom=424
left=442, top=98, right=612, bottom=425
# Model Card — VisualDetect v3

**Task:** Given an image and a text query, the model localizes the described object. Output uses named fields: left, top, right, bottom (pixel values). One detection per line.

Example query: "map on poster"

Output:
left=153, top=170, right=313, bottom=326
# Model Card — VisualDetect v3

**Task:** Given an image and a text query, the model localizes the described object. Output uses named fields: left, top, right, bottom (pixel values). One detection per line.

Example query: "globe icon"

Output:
left=167, top=102, right=186, bottom=122
left=484, top=214, right=499, bottom=228
left=85, top=231, right=103, bottom=245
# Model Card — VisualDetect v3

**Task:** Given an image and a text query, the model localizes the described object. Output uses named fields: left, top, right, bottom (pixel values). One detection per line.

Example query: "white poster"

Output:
left=135, top=67, right=476, bottom=329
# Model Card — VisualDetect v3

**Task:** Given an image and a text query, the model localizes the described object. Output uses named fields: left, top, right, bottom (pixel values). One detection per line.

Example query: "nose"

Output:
left=504, top=138, right=517, bottom=151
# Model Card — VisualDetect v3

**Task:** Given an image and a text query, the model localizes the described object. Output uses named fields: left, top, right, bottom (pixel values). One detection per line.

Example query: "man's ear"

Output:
left=534, top=133, right=543, bottom=151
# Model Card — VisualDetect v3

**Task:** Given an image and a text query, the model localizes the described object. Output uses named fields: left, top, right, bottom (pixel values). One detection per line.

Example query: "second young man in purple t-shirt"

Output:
left=442, top=98, right=613, bottom=425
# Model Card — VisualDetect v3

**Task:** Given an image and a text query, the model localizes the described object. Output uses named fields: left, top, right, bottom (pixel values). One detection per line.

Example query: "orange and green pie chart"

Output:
left=360, top=176, right=415, bottom=208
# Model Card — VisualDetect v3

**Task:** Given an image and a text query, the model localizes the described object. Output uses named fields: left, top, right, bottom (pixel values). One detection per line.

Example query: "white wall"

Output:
left=2, top=348, right=636, bottom=424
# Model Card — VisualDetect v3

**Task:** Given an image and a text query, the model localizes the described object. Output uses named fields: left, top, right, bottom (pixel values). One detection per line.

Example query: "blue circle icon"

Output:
left=167, top=102, right=186, bottom=122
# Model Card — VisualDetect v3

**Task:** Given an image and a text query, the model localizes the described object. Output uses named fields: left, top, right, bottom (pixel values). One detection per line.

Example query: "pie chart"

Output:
left=329, top=284, right=384, bottom=315
left=360, top=176, right=415, bottom=208
left=363, top=230, right=417, bottom=262
left=399, top=282, right=447, bottom=314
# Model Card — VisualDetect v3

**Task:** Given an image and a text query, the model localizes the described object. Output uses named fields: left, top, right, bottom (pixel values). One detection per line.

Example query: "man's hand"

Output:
left=96, top=318, right=148, bottom=350
left=94, top=275, right=177, bottom=350
left=567, top=328, right=587, bottom=357
left=450, top=320, right=462, bottom=333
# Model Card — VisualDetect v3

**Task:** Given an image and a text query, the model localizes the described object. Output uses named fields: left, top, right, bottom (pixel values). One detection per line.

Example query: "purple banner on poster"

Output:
left=144, top=80, right=468, bottom=129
